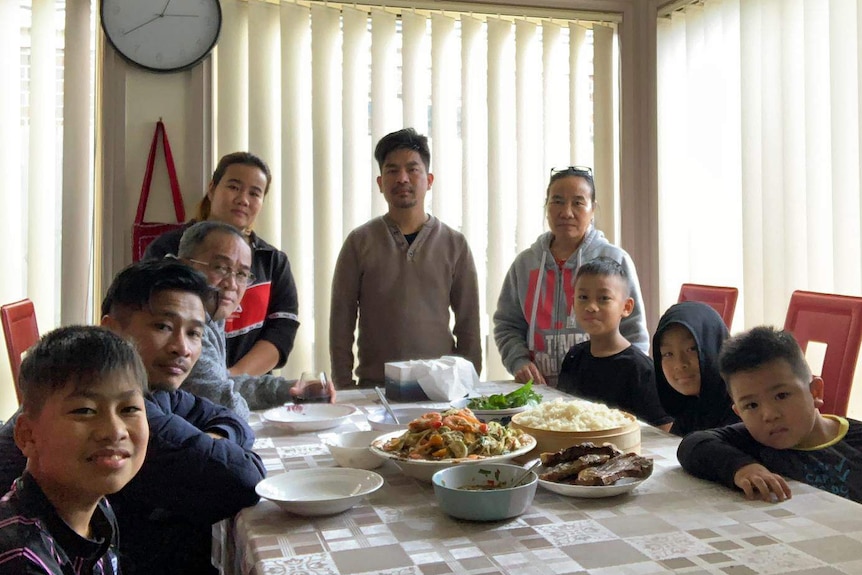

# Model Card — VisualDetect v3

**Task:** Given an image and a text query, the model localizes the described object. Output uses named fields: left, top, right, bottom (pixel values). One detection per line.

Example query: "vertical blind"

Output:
left=214, top=0, right=620, bottom=381
left=0, top=0, right=93, bottom=418
left=657, top=0, right=862, bottom=330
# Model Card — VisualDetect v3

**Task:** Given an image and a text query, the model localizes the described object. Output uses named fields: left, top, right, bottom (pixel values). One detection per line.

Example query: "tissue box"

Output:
left=384, top=361, right=430, bottom=402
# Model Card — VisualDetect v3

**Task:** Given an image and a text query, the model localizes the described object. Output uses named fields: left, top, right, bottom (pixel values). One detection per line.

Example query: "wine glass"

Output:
left=292, top=371, right=333, bottom=404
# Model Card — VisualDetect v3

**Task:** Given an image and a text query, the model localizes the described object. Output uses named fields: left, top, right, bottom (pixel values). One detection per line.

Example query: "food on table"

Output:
left=516, top=398, right=632, bottom=431
left=467, top=380, right=542, bottom=410
left=539, top=442, right=653, bottom=486
left=381, top=408, right=530, bottom=460
left=457, top=467, right=508, bottom=490
left=540, top=443, right=620, bottom=467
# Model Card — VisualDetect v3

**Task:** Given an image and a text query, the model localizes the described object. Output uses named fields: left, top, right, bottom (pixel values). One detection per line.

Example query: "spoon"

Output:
left=512, top=460, right=541, bottom=487
left=374, top=386, right=400, bottom=424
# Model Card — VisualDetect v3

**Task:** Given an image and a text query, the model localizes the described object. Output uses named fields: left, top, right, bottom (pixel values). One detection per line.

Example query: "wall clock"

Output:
left=100, top=0, right=222, bottom=73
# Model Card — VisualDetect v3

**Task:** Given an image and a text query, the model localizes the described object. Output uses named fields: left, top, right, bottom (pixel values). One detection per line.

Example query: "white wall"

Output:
left=100, top=48, right=211, bottom=296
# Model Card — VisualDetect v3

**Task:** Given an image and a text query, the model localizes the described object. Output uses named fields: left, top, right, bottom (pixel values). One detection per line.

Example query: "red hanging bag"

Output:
left=131, top=120, right=186, bottom=262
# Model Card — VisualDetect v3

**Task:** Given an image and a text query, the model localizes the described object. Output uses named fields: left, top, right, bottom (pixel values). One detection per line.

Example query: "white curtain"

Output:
left=657, top=0, right=862, bottom=330
left=0, top=0, right=94, bottom=418
left=215, top=0, right=618, bottom=381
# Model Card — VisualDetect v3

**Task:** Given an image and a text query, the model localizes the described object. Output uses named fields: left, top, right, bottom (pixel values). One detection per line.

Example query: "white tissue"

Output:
left=415, top=356, right=478, bottom=401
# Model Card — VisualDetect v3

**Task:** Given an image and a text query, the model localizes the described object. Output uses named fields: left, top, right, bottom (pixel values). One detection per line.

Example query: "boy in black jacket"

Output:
left=678, top=326, right=862, bottom=503
left=0, top=326, right=148, bottom=574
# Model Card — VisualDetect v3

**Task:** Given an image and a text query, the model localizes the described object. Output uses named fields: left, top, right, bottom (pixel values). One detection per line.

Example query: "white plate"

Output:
left=255, top=468, right=384, bottom=516
left=366, top=407, right=434, bottom=432
left=370, top=430, right=537, bottom=482
left=449, top=397, right=536, bottom=418
left=536, top=464, right=646, bottom=498
left=262, top=404, right=358, bottom=432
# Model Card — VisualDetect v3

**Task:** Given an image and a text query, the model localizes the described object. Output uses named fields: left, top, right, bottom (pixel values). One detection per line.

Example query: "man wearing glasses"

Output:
left=329, top=128, right=482, bottom=388
left=175, top=220, right=314, bottom=416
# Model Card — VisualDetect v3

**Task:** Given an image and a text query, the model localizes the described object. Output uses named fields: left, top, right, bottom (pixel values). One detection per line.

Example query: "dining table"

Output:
left=213, top=382, right=862, bottom=575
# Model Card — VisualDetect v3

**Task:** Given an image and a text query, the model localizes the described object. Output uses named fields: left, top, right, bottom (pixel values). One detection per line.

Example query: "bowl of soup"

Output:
left=431, top=463, right=538, bottom=521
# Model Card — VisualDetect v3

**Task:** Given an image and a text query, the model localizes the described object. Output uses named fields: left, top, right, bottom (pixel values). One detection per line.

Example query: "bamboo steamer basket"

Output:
left=509, top=410, right=641, bottom=458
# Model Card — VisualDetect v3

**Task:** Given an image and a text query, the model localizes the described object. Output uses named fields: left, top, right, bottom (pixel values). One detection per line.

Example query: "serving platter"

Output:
left=261, top=404, right=358, bottom=432
left=535, top=464, right=646, bottom=498
left=370, top=430, right=537, bottom=481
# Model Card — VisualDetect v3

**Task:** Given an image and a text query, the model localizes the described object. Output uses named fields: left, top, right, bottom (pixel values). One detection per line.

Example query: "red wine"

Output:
left=293, top=381, right=331, bottom=404
left=293, top=393, right=331, bottom=404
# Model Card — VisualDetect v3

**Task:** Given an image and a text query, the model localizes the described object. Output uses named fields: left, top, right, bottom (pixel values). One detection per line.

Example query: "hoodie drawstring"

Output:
left=527, top=249, right=547, bottom=353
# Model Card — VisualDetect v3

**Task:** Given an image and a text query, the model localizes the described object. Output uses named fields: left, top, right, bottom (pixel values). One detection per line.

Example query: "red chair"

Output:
left=677, top=283, right=739, bottom=329
left=783, top=290, right=862, bottom=417
left=1, top=299, right=39, bottom=404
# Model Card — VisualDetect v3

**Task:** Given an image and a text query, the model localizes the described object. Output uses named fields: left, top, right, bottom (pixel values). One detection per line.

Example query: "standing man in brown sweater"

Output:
left=329, top=128, right=482, bottom=388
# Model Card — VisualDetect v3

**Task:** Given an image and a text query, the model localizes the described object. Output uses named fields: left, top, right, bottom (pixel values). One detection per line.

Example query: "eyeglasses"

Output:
left=186, top=258, right=256, bottom=286
left=550, top=165, right=593, bottom=179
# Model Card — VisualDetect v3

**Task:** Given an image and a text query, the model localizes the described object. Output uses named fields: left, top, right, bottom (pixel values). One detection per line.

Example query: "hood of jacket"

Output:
left=528, top=226, right=606, bottom=268
left=652, top=301, right=739, bottom=435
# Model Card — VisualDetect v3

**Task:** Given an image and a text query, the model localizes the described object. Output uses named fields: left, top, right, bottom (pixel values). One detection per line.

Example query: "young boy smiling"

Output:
left=0, top=326, right=148, bottom=574
left=557, top=257, right=672, bottom=430
left=678, top=326, right=862, bottom=503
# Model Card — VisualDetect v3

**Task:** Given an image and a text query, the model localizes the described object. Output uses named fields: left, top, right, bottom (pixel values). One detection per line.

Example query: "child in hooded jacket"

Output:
left=653, top=302, right=740, bottom=436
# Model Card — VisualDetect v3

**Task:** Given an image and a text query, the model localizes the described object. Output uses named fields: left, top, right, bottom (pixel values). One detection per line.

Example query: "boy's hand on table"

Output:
left=734, top=463, right=792, bottom=502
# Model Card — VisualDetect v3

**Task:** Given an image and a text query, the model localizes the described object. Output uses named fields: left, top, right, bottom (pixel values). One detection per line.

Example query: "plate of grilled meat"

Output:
left=536, top=442, right=653, bottom=498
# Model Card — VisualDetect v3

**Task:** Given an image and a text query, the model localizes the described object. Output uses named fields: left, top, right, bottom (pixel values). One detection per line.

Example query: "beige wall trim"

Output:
left=286, top=0, right=622, bottom=22
left=99, top=42, right=128, bottom=304
left=656, top=0, right=701, bottom=19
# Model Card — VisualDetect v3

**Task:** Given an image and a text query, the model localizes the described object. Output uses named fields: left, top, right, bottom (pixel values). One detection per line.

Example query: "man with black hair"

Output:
left=330, top=128, right=482, bottom=388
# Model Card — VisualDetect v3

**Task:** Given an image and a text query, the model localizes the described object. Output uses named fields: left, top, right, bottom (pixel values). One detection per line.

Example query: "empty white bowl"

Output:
left=432, top=463, right=538, bottom=521
left=255, top=468, right=384, bottom=516
left=322, top=430, right=386, bottom=470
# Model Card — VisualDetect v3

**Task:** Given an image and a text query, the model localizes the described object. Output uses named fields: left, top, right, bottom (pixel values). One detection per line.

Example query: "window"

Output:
left=214, top=0, right=620, bottom=379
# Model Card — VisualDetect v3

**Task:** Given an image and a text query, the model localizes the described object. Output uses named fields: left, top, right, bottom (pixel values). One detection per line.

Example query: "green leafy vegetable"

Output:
left=467, top=381, right=542, bottom=410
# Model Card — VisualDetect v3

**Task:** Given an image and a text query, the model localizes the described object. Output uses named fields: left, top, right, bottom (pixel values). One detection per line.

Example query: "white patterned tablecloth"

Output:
left=213, top=384, right=862, bottom=575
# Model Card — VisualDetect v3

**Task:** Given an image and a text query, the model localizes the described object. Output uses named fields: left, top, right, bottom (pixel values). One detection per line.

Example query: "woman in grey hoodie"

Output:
left=493, top=167, right=649, bottom=387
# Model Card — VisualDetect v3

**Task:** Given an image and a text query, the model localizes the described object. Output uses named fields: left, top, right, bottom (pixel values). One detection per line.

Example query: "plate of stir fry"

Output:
left=370, top=408, right=536, bottom=481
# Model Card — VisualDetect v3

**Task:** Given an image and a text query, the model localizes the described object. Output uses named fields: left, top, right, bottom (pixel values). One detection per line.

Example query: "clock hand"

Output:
left=163, top=13, right=200, bottom=17
left=160, top=0, right=173, bottom=16
left=123, top=14, right=161, bottom=36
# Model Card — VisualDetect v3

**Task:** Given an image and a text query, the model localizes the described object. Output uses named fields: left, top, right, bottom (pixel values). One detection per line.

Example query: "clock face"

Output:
left=101, top=0, right=222, bottom=73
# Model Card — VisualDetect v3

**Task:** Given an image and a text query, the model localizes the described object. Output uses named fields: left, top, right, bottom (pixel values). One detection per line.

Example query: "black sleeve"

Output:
left=628, top=352, right=672, bottom=427
left=677, top=423, right=761, bottom=490
left=141, top=226, right=186, bottom=261
left=118, top=392, right=265, bottom=525
left=256, top=250, right=299, bottom=368
left=0, top=415, right=25, bottom=492
left=556, top=345, right=583, bottom=395
left=166, top=388, right=257, bottom=449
